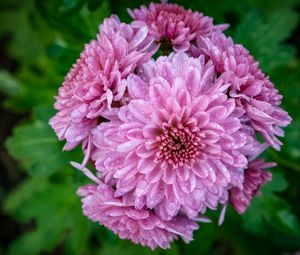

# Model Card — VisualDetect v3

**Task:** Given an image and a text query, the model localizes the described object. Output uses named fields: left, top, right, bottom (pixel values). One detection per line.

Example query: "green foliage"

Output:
left=1, top=0, right=300, bottom=254
left=6, top=110, right=77, bottom=176
left=0, top=70, right=21, bottom=97
left=243, top=171, right=300, bottom=238
left=234, top=10, right=299, bottom=72
left=5, top=179, right=92, bottom=255
left=269, top=61, right=300, bottom=172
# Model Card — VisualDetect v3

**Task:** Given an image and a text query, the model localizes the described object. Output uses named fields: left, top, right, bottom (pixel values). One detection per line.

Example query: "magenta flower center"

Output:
left=156, top=10, right=188, bottom=39
left=160, top=11, right=182, bottom=24
left=155, top=122, right=201, bottom=166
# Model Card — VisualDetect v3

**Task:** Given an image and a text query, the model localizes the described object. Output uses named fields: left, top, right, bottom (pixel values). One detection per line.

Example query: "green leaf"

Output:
left=243, top=171, right=300, bottom=239
left=0, top=70, right=21, bottom=97
left=1, top=1, right=111, bottom=113
left=267, top=61, right=300, bottom=172
left=59, top=0, right=86, bottom=14
left=5, top=110, right=77, bottom=176
left=87, top=0, right=104, bottom=11
left=96, top=240, right=181, bottom=255
left=234, top=9, right=299, bottom=72
left=6, top=183, right=92, bottom=255
left=1, top=1, right=56, bottom=63
left=97, top=242, right=153, bottom=255
left=35, top=0, right=110, bottom=42
left=4, top=177, right=49, bottom=221
left=183, top=223, right=216, bottom=255
left=263, top=171, right=288, bottom=193
left=277, top=209, right=300, bottom=237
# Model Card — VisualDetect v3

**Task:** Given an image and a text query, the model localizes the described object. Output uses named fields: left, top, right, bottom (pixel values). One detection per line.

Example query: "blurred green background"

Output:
left=0, top=0, right=299, bottom=254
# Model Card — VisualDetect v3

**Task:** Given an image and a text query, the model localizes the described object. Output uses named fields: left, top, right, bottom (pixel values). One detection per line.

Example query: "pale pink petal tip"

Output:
left=129, top=2, right=228, bottom=52
left=78, top=183, right=198, bottom=250
left=50, top=15, right=157, bottom=151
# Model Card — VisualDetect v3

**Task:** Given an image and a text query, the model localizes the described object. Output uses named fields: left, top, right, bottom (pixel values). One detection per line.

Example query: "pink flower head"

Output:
left=49, top=15, right=156, bottom=151
left=91, top=53, right=252, bottom=220
left=129, top=2, right=228, bottom=52
left=229, top=159, right=273, bottom=214
left=192, top=32, right=291, bottom=150
left=49, top=3, right=292, bottom=249
left=77, top=183, right=198, bottom=250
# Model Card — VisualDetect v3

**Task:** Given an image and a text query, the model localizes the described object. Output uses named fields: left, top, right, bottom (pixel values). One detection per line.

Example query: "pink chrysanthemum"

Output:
left=191, top=32, right=291, bottom=150
left=229, top=159, right=273, bottom=213
left=91, top=53, right=254, bottom=220
left=49, top=2, right=292, bottom=250
left=49, top=15, right=156, bottom=151
left=77, top=182, right=198, bottom=250
left=129, top=2, right=228, bottom=52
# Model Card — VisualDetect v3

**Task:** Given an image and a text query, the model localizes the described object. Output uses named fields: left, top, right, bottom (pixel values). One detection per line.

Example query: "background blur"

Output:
left=0, top=0, right=299, bottom=254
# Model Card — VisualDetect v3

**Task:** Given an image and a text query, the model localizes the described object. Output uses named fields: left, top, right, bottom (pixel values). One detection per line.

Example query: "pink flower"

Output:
left=229, top=159, right=273, bottom=214
left=192, top=32, right=291, bottom=150
left=49, top=15, right=156, bottom=151
left=91, top=53, right=252, bottom=220
left=129, top=2, right=228, bottom=52
left=49, top=3, right=292, bottom=249
left=77, top=183, right=198, bottom=250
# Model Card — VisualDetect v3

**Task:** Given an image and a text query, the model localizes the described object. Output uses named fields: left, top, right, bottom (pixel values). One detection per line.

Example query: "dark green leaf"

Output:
left=243, top=171, right=300, bottom=239
left=0, top=70, right=21, bottom=97
left=6, top=183, right=91, bottom=255
left=5, top=114, right=77, bottom=176
left=234, top=10, right=299, bottom=72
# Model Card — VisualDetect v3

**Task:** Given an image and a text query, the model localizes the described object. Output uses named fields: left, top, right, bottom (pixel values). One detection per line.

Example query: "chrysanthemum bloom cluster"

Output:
left=50, top=1, right=291, bottom=250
